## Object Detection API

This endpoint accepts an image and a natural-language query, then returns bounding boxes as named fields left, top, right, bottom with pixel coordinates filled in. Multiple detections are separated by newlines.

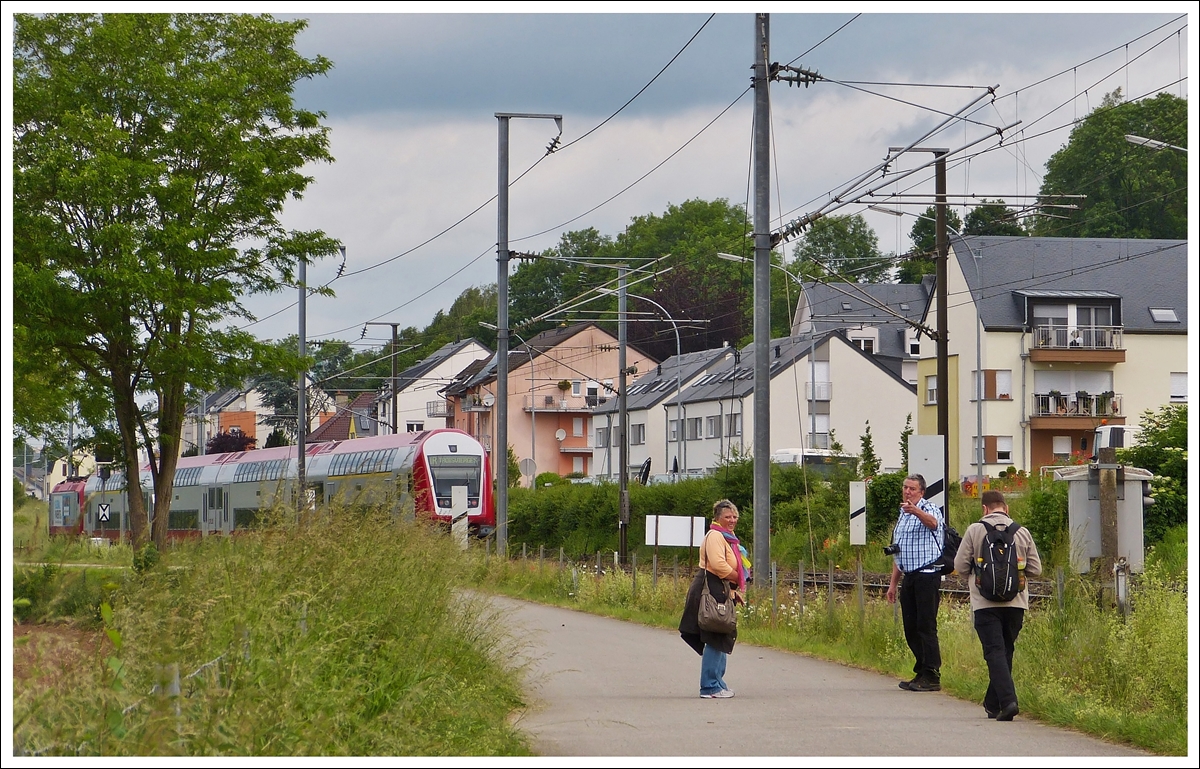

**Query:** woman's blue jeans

left=700, top=643, right=728, bottom=694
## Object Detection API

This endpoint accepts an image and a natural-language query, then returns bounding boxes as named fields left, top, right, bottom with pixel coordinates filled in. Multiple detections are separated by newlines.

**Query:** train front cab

left=416, top=430, right=493, bottom=537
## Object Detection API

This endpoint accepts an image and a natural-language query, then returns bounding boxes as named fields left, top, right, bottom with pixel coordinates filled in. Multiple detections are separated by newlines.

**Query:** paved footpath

left=491, top=596, right=1144, bottom=757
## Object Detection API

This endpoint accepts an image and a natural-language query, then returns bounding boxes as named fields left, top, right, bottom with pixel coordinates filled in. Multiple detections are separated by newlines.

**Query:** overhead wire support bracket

left=771, top=63, right=823, bottom=87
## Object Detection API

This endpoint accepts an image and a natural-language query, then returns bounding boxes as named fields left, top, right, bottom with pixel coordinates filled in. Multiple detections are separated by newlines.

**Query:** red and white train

left=48, top=429, right=495, bottom=541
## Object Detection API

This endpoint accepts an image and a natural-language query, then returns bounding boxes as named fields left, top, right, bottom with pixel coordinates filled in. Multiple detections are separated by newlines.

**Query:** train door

left=324, top=480, right=338, bottom=507
left=203, top=485, right=229, bottom=536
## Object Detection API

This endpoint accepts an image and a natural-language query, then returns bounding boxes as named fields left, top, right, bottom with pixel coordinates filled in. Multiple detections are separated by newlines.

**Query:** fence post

left=652, top=553, right=658, bottom=591
left=798, top=560, right=805, bottom=614
left=539, top=544, right=544, bottom=573
left=632, top=552, right=638, bottom=596
left=771, top=561, right=778, bottom=623
left=1055, top=566, right=1064, bottom=613
left=559, top=547, right=564, bottom=572
left=596, top=549, right=601, bottom=575
left=522, top=542, right=527, bottom=561
left=827, top=560, right=834, bottom=616
left=673, top=554, right=679, bottom=584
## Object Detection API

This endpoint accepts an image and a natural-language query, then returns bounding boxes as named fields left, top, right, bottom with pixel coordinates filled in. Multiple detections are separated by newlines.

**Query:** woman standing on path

left=679, top=499, right=746, bottom=699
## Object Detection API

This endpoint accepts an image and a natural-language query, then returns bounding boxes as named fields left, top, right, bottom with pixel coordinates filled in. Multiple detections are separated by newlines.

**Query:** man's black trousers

left=973, top=606, right=1025, bottom=711
left=899, top=570, right=942, bottom=681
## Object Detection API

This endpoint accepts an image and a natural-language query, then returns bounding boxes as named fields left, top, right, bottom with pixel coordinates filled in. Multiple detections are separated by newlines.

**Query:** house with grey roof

left=921, top=235, right=1187, bottom=480
left=377, top=338, right=491, bottom=434
left=791, top=277, right=933, bottom=386
left=591, top=347, right=736, bottom=479
left=644, top=330, right=917, bottom=475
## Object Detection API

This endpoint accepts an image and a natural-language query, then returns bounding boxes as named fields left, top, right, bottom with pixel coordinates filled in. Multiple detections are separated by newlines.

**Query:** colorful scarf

left=710, top=523, right=749, bottom=591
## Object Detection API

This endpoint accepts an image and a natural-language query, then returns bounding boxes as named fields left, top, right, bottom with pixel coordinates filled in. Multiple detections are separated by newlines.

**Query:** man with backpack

left=954, top=489, right=1042, bottom=722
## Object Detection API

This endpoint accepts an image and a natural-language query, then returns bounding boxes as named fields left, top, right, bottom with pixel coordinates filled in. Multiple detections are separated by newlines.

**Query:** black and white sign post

left=849, top=482, right=866, bottom=546
left=908, top=435, right=947, bottom=511
left=97, top=503, right=111, bottom=523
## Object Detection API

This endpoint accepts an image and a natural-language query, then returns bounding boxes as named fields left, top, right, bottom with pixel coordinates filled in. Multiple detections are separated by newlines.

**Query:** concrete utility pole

left=365, top=321, right=402, bottom=434
left=1097, top=446, right=1120, bottom=573
left=618, top=265, right=630, bottom=562
left=752, top=13, right=772, bottom=584
left=934, top=151, right=950, bottom=494
left=496, top=111, right=561, bottom=557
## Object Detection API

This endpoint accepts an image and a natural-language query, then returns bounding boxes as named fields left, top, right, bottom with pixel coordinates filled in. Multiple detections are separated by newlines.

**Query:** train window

left=233, top=459, right=287, bottom=483
left=427, top=454, right=482, bottom=508
left=329, top=449, right=397, bottom=477
left=175, top=467, right=204, bottom=487
left=169, top=510, right=200, bottom=530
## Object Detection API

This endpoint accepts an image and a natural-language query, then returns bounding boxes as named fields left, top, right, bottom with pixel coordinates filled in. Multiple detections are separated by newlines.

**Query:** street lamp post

left=1124, top=134, right=1186, bottom=153
left=495, top=112, right=562, bottom=557
left=481, top=322, right=536, bottom=489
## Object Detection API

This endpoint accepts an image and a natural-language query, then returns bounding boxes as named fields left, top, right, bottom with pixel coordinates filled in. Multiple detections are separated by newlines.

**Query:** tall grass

left=14, top=506, right=531, bottom=757
left=473, top=552, right=1187, bottom=755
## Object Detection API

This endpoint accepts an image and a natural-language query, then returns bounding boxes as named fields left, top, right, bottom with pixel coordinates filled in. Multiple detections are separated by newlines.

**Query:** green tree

left=964, top=199, right=1027, bottom=236
left=900, top=206, right=962, bottom=284
left=1035, top=90, right=1186, bottom=239
left=858, top=421, right=880, bottom=479
left=898, top=413, right=913, bottom=471
left=792, top=214, right=890, bottom=283
left=1119, top=404, right=1187, bottom=543
left=14, top=14, right=340, bottom=547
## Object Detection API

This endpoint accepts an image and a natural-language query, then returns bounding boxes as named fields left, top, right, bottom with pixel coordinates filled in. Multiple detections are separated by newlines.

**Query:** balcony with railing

left=1030, top=391, right=1124, bottom=429
left=522, top=393, right=602, bottom=412
left=1030, top=324, right=1125, bottom=363
left=460, top=396, right=491, bottom=412
left=426, top=400, right=449, bottom=418
left=805, top=381, right=833, bottom=401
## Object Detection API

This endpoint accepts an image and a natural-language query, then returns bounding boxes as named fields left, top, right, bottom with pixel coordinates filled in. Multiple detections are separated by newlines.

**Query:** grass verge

left=13, top=508, right=531, bottom=757
left=470, top=554, right=1185, bottom=756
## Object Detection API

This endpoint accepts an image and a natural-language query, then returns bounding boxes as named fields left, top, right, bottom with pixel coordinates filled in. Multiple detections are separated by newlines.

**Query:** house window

left=685, top=417, right=703, bottom=441
left=573, top=457, right=584, bottom=474
left=925, top=375, right=938, bottom=405
left=572, top=380, right=582, bottom=397
left=1052, top=435, right=1072, bottom=460
left=1170, top=372, right=1187, bottom=402
left=909, top=333, right=921, bottom=356
left=705, top=416, right=722, bottom=439
left=630, top=424, right=646, bottom=445
left=406, top=421, right=424, bottom=433
left=725, top=413, right=742, bottom=437
left=996, top=436, right=1013, bottom=464
left=974, top=370, right=1013, bottom=400
left=573, top=417, right=584, bottom=437
left=854, top=338, right=874, bottom=354
left=668, top=420, right=679, bottom=443
left=595, top=427, right=610, bottom=448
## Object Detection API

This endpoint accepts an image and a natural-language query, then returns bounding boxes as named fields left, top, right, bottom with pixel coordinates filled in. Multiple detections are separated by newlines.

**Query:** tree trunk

left=110, top=370, right=149, bottom=545
left=152, top=371, right=187, bottom=550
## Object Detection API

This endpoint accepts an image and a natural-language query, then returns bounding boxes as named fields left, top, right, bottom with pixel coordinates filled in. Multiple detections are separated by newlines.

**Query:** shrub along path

left=494, top=596, right=1144, bottom=757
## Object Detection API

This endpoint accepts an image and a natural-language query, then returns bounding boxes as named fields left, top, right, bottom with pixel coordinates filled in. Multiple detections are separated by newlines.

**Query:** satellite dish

left=482, top=394, right=495, bottom=407
left=555, top=429, right=566, bottom=441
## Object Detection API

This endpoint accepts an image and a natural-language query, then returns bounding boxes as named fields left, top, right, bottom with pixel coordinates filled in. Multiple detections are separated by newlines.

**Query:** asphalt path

left=491, top=596, right=1145, bottom=757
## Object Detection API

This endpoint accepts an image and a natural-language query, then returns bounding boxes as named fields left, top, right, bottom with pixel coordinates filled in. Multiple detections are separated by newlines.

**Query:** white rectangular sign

left=908, top=434, right=946, bottom=511
left=645, top=515, right=707, bottom=547
left=849, top=481, right=866, bottom=546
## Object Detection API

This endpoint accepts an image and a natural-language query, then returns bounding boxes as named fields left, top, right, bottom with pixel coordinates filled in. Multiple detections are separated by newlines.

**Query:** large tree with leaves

left=792, top=213, right=891, bottom=283
left=1034, top=90, right=1186, bottom=239
left=899, top=206, right=963, bottom=284
left=14, top=14, right=340, bottom=547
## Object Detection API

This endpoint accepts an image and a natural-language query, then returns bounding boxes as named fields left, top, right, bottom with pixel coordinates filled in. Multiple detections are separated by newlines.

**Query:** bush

left=865, top=471, right=904, bottom=540
left=1018, top=476, right=1068, bottom=562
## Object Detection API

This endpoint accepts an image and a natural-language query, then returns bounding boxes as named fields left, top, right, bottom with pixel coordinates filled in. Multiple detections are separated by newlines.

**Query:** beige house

left=917, top=235, right=1188, bottom=480
left=443, top=323, right=657, bottom=482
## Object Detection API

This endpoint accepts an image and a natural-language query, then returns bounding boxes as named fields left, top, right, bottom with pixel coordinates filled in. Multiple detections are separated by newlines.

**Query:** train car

left=54, top=429, right=495, bottom=541
left=48, top=477, right=89, bottom=537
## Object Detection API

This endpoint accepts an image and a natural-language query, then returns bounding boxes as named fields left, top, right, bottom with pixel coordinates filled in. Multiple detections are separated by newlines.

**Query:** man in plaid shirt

left=886, top=473, right=945, bottom=692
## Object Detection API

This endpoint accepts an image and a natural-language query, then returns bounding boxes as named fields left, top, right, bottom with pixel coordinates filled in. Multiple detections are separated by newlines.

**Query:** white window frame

left=725, top=413, right=742, bottom=437
left=705, top=415, right=722, bottom=439
left=685, top=417, right=703, bottom=441
left=571, top=380, right=582, bottom=397
left=572, top=417, right=584, bottom=437
left=595, top=427, right=609, bottom=448
left=668, top=420, right=679, bottom=443
left=630, top=423, right=646, bottom=445
left=996, top=436, right=1013, bottom=464
left=1170, top=372, right=1187, bottom=402
left=925, top=375, right=938, bottom=405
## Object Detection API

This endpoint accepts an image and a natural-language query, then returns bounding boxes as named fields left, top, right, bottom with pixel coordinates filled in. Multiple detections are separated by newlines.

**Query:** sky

left=5, top=6, right=1195, bottom=353
left=237, top=7, right=1193, bottom=350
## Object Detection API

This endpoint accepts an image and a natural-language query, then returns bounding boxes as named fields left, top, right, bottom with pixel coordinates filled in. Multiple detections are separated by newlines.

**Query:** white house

left=377, top=338, right=491, bottom=434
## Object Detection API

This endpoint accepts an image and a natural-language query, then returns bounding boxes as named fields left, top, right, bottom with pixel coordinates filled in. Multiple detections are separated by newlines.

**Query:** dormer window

left=841, top=301, right=852, bottom=312
left=1150, top=308, right=1179, bottom=323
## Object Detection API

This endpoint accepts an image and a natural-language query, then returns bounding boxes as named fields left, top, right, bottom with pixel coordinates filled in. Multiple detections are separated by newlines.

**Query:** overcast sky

left=11, top=7, right=1195, bottom=351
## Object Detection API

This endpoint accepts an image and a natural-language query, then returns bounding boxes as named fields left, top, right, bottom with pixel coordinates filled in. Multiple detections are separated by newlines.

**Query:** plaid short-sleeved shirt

left=892, top=498, right=944, bottom=574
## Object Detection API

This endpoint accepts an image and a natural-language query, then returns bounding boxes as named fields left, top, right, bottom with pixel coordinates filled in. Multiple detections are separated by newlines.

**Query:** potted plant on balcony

left=1097, top=390, right=1115, bottom=415
left=557, top=379, right=571, bottom=408
left=1047, top=389, right=1063, bottom=414
left=1075, top=390, right=1090, bottom=415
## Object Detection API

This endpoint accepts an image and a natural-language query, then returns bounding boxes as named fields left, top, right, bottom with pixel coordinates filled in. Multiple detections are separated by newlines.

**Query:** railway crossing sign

left=849, top=482, right=866, bottom=546
left=97, top=503, right=111, bottom=523
left=450, top=486, right=469, bottom=551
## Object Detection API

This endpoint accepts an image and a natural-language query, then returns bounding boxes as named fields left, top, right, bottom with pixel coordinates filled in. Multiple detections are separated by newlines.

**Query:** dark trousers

left=974, top=606, right=1025, bottom=711
left=900, top=570, right=942, bottom=680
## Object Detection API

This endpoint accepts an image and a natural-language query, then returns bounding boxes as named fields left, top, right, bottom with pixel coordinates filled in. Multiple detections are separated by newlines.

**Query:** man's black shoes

left=898, top=676, right=918, bottom=690
left=996, top=702, right=1019, bottom=721
left=900, top=675, right=940, bottom=692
